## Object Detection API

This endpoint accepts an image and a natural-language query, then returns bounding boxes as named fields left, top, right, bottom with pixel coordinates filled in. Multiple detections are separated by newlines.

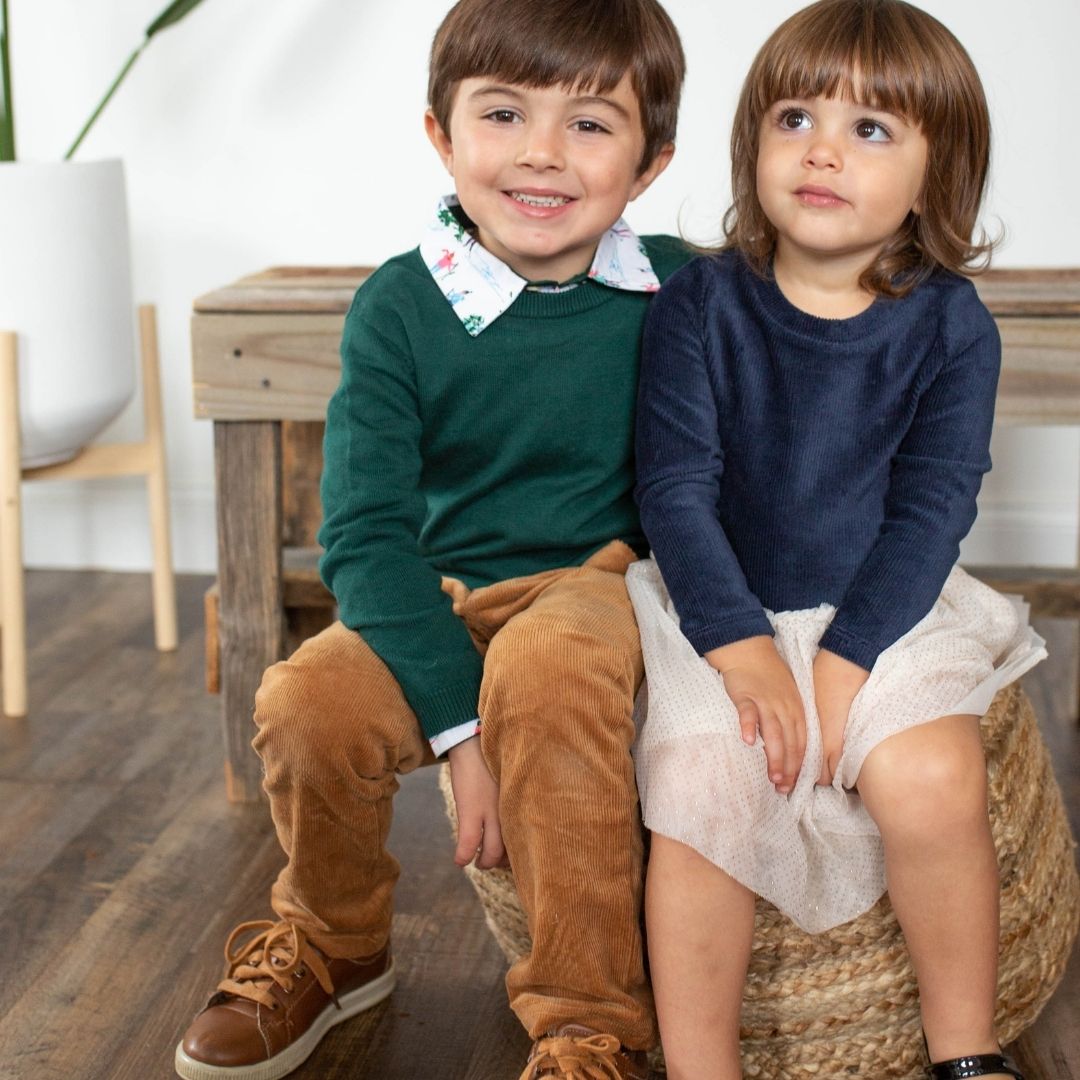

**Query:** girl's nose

left=803, top=134, right=842, bottom=171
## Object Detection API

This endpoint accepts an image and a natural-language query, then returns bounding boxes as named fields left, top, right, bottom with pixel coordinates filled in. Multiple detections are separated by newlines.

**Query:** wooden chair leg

left=138, top=304, right=178, bottom=652
left=0, top=332, right=28, bottom=717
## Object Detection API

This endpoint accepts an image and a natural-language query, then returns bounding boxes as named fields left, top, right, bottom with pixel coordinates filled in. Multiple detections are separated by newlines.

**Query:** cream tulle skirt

left=627, top=560, right=1047, bottom=932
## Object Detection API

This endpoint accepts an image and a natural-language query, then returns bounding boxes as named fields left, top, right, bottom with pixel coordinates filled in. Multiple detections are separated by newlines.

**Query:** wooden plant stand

left=0, top=304, right=178, bottom=717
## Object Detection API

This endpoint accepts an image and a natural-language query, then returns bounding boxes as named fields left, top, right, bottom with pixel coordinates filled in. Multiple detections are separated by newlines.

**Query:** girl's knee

left=860, top=720, right=988, bottom=838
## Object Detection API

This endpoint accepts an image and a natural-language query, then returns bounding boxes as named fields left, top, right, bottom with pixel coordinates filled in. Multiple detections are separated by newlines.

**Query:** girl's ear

left=425, top=110, right=454, bottom=175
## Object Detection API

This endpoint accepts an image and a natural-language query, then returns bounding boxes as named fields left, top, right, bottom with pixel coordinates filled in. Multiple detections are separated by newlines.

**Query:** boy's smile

left=426, top=76, right=672, bottom=283
left=756, top=93, right=928, bottom=280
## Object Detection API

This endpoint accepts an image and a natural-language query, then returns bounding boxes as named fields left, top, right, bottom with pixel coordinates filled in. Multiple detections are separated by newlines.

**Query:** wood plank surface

left=995, top=317, right=1080, bottom=424
left=194, top=265, right=1079, bottom=317
left=0, top=570, right=1076, bottom=1079
left=191, top=268, right=1080, bottom=422
left=281, top=421, right=325, bottom=548
left=192, top=314, right=345, bottom=422
left=193, top=267, right=374, bottom=315
left=214, top=422, right=284, bottom=802
left=974, top=269, right=1080, bottom=316
left=969, top=566, right=1080, bottom=619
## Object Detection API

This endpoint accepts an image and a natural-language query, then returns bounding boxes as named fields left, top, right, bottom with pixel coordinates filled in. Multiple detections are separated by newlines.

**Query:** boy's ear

left=425, top=109, right=454, bottom=175
left=629, top=142, right=675, bottom=202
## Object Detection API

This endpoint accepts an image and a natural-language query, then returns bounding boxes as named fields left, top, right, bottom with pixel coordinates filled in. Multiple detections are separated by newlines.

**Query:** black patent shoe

left=926, top=1052, right=1025, bottom=1078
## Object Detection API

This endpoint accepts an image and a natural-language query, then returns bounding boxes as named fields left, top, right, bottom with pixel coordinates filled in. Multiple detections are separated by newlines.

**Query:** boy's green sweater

left=319, top=234, right=690, bottom=742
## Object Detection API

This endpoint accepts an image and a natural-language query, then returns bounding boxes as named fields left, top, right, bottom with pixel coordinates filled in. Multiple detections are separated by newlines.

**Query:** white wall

left=8, top=0, right=1080, bottom=572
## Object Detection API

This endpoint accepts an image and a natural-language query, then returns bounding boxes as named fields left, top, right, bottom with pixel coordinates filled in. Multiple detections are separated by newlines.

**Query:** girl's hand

left=706, top=635, right=806, bottom=794
left=813, top=649, right=870, bottom=787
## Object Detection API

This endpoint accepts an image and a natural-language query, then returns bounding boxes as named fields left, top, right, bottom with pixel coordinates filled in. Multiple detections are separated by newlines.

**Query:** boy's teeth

left=511, top=192, right=571, bottom=207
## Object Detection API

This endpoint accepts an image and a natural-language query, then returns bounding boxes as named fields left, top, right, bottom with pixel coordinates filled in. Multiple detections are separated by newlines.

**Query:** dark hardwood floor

left=0, top=570, right=1076, bottom=1080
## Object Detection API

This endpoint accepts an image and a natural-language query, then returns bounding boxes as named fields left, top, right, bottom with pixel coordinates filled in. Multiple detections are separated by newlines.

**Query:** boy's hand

left=812, top=649, right=869, bottom=787
left=706, top=635, right=805, bottom=794
left=447, top=736, right=508, bottom=870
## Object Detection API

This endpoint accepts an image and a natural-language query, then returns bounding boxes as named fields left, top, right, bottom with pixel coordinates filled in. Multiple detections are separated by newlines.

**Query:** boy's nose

left=515, top=127, right=565, bottom=170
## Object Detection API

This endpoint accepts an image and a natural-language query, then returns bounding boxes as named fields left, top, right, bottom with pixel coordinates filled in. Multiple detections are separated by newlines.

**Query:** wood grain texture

left=968, top=566, right=1080, bottom=619
left=0, top=570, right=1075, bottom=1079
left=974, top=269, right=1080, bottom=316
left=190, top=267, right=1080, bottom=422
left=193, top=267, right=375, bottom=315
left=194, top=265, right=1078, bottom=317
left=214, top=422, right=283, bottom=802
left=995, top=318, right=1080, bottom=425
left=192, top=314, right=345, bottom=421
left=281, top=421, right=325, bottom=548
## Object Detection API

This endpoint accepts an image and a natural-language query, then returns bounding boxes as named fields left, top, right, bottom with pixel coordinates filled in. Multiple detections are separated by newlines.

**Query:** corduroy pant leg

left=468, top=545, right=655, bottom=1049
left=252, top=620, right=435, bottom=960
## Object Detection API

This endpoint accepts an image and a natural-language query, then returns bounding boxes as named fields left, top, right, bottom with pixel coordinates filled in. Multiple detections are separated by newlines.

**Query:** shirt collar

left=419, top=195, right=660, bottom=337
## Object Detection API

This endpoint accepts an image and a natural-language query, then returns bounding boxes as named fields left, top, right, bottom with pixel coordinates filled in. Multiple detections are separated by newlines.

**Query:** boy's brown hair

left=725, top=0, right=993, bottom=297
left=428, top=0, right=685, bottom=174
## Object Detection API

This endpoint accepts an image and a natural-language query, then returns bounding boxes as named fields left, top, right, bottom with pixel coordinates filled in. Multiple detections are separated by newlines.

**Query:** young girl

left=628, top=2, right=1047, bottom=1078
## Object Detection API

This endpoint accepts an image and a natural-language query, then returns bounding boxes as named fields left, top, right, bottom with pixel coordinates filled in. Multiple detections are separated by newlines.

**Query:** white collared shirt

left=419, top=195, right=661, bottom=337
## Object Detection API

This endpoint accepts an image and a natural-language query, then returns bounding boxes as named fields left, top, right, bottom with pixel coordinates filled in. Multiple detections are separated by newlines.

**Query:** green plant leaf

left=146, top=0, right=208, bottom=39
left=0, top=0, right=15, bottom=161
left=65, top=0, right=210, bottom=159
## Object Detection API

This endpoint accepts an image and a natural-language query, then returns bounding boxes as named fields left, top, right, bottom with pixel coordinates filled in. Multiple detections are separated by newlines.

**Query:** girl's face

left=756, top=94, right=928, bottom=275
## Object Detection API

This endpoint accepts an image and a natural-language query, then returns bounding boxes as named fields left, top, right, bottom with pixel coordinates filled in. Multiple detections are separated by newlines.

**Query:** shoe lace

left=520, top=1032, right=625, bottom=1080
left=216, top=920, right=335, bottom=1011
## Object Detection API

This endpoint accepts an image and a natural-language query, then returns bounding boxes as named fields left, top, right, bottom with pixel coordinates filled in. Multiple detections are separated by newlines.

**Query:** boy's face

left=426, top=75, right=672, bottom=283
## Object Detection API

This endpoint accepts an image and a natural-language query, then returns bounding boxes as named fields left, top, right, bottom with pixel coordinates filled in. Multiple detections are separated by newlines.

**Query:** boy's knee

left=480, top=607, right=639, bottom=753
left=489, top=607, right=636, bottom=690
left=253, top=626, right=421, bottom=779
left=253, top=659, right=353, bottom=785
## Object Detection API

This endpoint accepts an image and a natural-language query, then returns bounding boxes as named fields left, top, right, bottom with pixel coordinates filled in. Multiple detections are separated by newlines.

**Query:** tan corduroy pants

left=250, top=540, right=655, bottom=1047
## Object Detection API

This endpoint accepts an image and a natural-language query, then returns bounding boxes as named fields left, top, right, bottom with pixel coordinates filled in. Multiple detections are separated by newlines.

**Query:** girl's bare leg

left=646, top=833, right=756, bottom=1080
left=857, top=714, right=1011, bottom=1077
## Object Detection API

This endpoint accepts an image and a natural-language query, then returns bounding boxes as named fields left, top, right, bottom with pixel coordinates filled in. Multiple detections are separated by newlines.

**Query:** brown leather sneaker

left=520, top=1023, right=650, bottom=1080
left=175, top=920, right=394, bottom=1080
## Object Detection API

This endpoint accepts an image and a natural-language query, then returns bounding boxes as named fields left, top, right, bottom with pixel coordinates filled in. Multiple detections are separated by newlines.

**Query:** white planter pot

left=0, top=159, right=136, bottom=467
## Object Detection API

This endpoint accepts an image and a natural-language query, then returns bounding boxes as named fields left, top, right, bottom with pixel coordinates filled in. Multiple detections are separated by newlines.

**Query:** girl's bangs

left=752, top=30, right=929, bottom=125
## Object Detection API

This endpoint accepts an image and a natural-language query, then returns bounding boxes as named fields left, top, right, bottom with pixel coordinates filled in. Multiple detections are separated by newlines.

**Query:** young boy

left=175, top=2, right=687, bottom=1078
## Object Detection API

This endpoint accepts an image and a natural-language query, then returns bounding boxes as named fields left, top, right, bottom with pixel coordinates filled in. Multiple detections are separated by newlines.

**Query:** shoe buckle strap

left=927, top=1053, right=1025, bottom=1079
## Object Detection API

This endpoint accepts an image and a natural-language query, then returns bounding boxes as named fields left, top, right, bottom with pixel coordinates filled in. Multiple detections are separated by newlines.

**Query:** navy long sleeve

left=635, top=251, right=1000, bottom=671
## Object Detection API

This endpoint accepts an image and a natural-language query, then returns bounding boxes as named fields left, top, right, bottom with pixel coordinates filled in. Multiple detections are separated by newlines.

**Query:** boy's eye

left=572, top=119, right=610, bottom=134
left=854, top=119, right=890, bottom=142
left=778, top=108, right=811, bottom=131
left=485, top=109, right=521, bottom=124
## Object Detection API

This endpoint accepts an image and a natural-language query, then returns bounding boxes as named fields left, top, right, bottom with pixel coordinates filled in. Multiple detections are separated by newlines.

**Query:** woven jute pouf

left=439, top=681, right=1080, bottom=1078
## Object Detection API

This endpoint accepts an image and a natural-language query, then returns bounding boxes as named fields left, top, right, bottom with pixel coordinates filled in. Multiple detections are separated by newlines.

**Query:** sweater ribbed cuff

left=817, top=624, right=878, bottom=673
left=412, top=675, right=484, bottom=742
left=684, top=610, right=775, bottom=657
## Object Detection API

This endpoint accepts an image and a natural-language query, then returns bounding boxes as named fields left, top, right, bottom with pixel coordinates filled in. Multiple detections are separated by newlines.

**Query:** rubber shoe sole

left=173, top=959, right=396, bottom=1080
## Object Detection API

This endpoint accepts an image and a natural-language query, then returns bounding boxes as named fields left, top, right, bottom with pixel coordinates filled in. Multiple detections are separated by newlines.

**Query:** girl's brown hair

left=428, top=0, right=685, bottom=175
left=725, top=0, right=993, bottom=296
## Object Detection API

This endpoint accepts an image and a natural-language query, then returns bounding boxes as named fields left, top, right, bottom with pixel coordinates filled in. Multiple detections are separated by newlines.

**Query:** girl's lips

left=795, top=186, right=848, bottom=208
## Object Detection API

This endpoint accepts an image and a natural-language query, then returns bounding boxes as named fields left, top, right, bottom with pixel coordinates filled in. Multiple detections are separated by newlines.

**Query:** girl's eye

left=855, top=119, right=890, bottom=142
left=485, top=109, right=520, bottom=124
left=778, top=108, right=811, bottom=131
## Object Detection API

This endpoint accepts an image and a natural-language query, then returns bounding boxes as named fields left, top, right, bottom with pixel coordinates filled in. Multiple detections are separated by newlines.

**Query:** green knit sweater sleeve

left=318, top=268, right=483, bottom=741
